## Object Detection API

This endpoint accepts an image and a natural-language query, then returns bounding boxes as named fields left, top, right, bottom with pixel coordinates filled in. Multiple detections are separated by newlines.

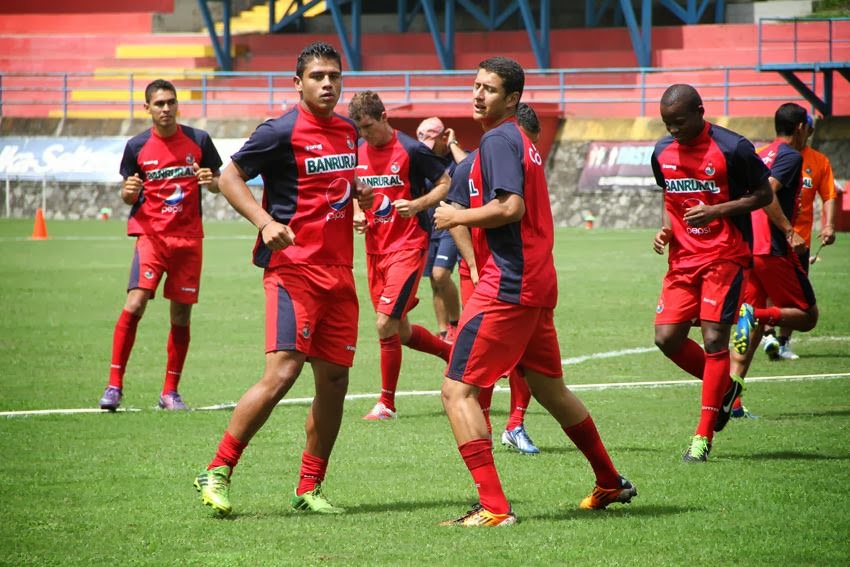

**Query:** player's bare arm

left=653, top=204, right=673, bottom=255
left=219, top=161, right=295, bottom=251
left=434, top=192, right=524, bottom=230
left=761, top=176, right=806, bottom=254
left=683, top=177, right=772, bottom=227
left=444, top=128, right=469, bottom=163
left=121, top=173, right=143, bottom=205
left=193, top=161, right=221, bottom=194
left=355, top=177, right=374, bottom=210
left=447, top=203, right=479, bottom=285
left=394, top=172, right=451, bottom=218
left=820, top=198, right=836, bottom=245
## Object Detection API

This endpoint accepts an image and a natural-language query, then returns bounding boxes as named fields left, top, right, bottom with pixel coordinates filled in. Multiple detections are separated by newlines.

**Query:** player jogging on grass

left=98, top=79, right=222, bottom=412
left=650, top=84, right=773, bottom=462
left=433, top=58, right=636, bottom=527
left=193, top=42, right=373, bottom=517
left=347, top=91, right=453, bottom=421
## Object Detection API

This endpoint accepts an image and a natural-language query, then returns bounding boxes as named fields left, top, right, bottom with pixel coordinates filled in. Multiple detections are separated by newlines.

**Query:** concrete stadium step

left=210, top=0, right=328, bottom=34
left=91, top=68, right=217, bottom=81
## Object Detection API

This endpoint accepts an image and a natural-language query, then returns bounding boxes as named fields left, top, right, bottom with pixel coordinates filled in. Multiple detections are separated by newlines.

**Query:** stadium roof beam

left=587, top=0, right=726, bottom=67
left=271, top=0, right=362, bottom=70
left=197, top=0, right=233, bottom=71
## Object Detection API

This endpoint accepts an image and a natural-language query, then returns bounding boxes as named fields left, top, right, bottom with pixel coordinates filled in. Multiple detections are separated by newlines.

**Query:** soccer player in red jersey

left=98, top=79, right=222, bottom=412
left=729, top=103, right=819, bottom=391
left=760, top=114, right=836, bottom=362
left=434, top=58, right=636, bottom=527
left=347, top=91, right=453, bottom=420
left=650, top=84, right=773, bottom=461
left=193, top=42, right=373, bottom=517
left=446, top=102, right=541, bottom=455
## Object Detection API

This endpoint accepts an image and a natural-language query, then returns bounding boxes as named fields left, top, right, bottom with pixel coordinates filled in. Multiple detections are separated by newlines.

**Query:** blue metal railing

left=0, top=65, right=819, bottom=120
left=758, top=17, right=850, bottom=69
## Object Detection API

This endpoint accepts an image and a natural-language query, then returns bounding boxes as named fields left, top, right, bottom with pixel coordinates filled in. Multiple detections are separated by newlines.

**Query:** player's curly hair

left=296, top=41, right=342, bottom=78
left=348, top=91, right=385, bottom=122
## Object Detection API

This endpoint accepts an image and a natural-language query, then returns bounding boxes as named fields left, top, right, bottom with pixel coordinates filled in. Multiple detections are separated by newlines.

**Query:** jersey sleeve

left=199, top=132, right=224, bottom=173
left=730, top=137, right=770, bottom=197
left=411, top=143, right=451, bottom=196
left=479, top=133, right=523, bottom=199
left=650, top=146, right=665, bottom=189
left=446, top=156, right=474, bottom=208
left=817, top=155, right=837, bottom=202
left=231, top=120, right=288, bottom=180
left=768, top=146, right=801, bottom=189
left=119, top=141, right=142, bottom=180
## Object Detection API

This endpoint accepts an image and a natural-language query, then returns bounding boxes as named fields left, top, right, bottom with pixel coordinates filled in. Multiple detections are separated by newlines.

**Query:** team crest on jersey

left=144, top=270, right=154, bottom=280
left=656, top=299, right=664, bottom=314
left=390, top=162, right=400, bottom=174
left=704, top=162, right=715, bottom=176
left=185, top=153, right=195, bottom=165
left=805, top=167, right=812, bottom=174
left=346, top=136, right=355, bottom=149
left=301, top=324, right=311, bottom=339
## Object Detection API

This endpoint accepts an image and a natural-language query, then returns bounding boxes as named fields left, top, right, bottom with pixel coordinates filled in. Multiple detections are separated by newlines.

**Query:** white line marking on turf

left=4, top=372, right=848, bottom=418
left=562, top=347, right=656, bottom=365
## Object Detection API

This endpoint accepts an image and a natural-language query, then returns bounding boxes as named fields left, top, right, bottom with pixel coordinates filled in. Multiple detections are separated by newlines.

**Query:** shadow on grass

left=538, top=445, right=668, bottom=456
left=771, top=409, right=850, bottom=419
left=342, top=498, right=462, bottom=515
left=523, top=504, right=694, bottom=522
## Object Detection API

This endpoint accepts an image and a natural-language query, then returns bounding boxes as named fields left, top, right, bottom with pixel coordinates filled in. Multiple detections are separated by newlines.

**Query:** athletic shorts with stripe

left=742, top=254, right=816, bottom=312
left=424, top=232, right=459, bottom=275
left=128, top=234, right=202, bottom=304
left=264, top=264, right=358, bottom=367
left=654, top=260, right=745, bottom=325
left=366, top=248, right=426, bottom=319
left=446, top=292, right=562, bottom=388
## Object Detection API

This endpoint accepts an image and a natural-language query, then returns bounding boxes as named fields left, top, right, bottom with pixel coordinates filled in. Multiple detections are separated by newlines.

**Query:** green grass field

left=1, top=219, right=848, bottom=566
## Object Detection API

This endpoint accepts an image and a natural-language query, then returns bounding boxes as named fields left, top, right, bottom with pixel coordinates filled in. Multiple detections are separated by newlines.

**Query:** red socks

left=163, top=324, right=190, bottom=394
left=668, top=338, right=706, bottom=380
left=563, top=415, right=620, bottom=488
left=505, top=369, right=531, bottom=430
left=477, top=386, right=494, bottom=434
left=208, top=431, right=247, bottom=471
left=296, top=451, right=328, bottom=495
left=754, top=306, right=782, bottom=327
left=696, top=350, right=730, bottom=441
left=405, top=324, right=451, bottom=361
left=108, top=309, right=141, bottom=388
left=459, top=438, right=510, bottom=514
left=378, top=335, right=403, bottom=411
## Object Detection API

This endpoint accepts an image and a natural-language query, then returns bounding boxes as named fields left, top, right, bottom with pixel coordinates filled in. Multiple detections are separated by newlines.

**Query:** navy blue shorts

left=424, top=231, right=458, bottom=276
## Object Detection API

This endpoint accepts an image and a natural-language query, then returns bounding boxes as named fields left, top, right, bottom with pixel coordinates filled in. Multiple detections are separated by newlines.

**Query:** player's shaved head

left=660, top=84, right=703, bottom=112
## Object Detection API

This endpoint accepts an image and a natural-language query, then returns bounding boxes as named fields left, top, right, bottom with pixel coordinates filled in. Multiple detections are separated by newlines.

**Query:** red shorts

left=459, top=272, right=475, bottom=306
left=742, top=254, right=816, bottom=311
left=367, top=248, right=426, bottom=319
left=446, top=293, right=563, bottom=388
left=655, top=261, right=744, bottom=325
left=129, top=234, right=202, bottom=304
left=264, top=264, right=359, bottom=367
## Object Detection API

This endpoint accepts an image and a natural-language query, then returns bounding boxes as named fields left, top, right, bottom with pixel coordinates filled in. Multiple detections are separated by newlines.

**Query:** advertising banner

left=578, top=141, right=658, bottom=192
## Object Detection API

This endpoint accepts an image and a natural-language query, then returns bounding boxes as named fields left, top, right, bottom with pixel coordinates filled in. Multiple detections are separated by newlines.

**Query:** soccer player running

left=445, top=102, right=542, bottom=455
left=434, top=57, right=636, bottom=527
left=651, top=84, right=773, bottom=462
left=416, top=116, right=467, bottom=342
left=347, top=91, right=454, bottom=421
left=760, top=113, right=837, bottom=362
left=98, top=79, right=222, bottom=412
left=730, top=103, right=818, bottom=395
left=193, top=42, right=373, bottom=516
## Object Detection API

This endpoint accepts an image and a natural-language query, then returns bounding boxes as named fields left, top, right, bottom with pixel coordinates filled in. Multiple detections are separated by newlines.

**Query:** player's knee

left=123, top=293, right=149, bottom=316
left=799, top=307, right=819, bottom=332
left=654, top=333, right=680, bottom=355
left=431, top=268, right=452, bottom=288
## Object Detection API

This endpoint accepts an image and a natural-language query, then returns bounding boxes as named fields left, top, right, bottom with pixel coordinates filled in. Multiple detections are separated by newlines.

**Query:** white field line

left=3, top=371, right=848, bottom=418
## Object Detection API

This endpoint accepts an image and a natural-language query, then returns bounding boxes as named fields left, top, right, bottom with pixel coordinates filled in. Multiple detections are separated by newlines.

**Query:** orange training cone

left=30, top=208, right=49, bottom=240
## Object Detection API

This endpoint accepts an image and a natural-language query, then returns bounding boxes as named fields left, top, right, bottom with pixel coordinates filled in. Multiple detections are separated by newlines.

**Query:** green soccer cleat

left=194, top=466, right=232, bottom=516
left=682, top=435, right=712, bottom=463
left=291, top=484, right=345, bottom=514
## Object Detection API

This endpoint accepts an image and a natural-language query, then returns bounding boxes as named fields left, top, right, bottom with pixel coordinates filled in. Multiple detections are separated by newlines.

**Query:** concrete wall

left=2, top=115, right=847, bottom=227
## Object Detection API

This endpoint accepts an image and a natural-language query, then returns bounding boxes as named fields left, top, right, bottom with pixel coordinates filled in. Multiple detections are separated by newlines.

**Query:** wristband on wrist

left=259, top=219, right=273, bottom=233
left=449, top=139, right=460, bottom=146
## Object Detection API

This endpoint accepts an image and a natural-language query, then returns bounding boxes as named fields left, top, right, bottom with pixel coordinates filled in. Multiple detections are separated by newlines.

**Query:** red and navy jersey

left=120, top=125, right=222, bottom=238
left=231, top=105, right=359, bottom=268
left=446, top=149, right=490, bottom=275
left=468, top=119, right=557, bottom=308
left=754, top=140, right=803, bottom=257
left=651, top=122, right=770, bottom=269
left=358, top=130, right=449, bottom=255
